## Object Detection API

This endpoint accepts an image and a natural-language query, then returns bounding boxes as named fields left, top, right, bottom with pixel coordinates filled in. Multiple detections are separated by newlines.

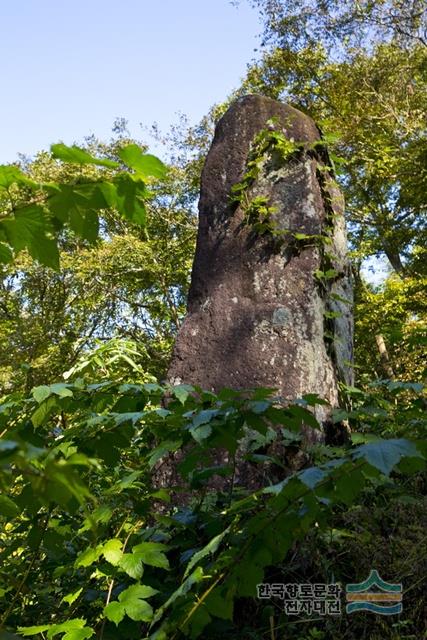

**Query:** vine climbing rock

left=168, top=95, right=353, bottom=438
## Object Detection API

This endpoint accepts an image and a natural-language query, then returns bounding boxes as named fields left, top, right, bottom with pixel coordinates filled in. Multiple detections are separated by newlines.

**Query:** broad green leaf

left=301, top=394, right=329, bottom=406
left=107, top=470, right=144, bottom=493
left=17, top=626, right=50, bottom=637
left=184, top=527, right=230, bottom=578
left=189, top=423, right=212, bottom=444
left=118, top=584, right=158, bottom=602
left=0, top=165, right=36, bottom=189
left=28, top=233, right=60, bottom=269
left=18, top=620, right=91, bottom=639
left=48, top=620, right=88, bottom=639
left=0, top=495, right=20, bottom=519
left=69, top=209, right=99, bottom=243
left=51, top=143, right=119, bottom=168
left=62, top=630, right=94, bottom=640
left=247, top=400, right=270, bottom=414
left=48, top=184, right=86, bottom=223
left=32, top=385, right=51, bottom=403
left=104, top=584, right=158, bottom=624
left=50, top=382, right=73, bottom=398
left=186, top=605, right=211, bottom=638
left=151, top=567, right=205, bottom=626
left=0, top=242, right=13, bottom=263
left=111, top=174, right=147, bottom=225
left=205, top=588, right=234, bottom=620
left=75, top=545, right=102, bottom=567
left=62, top=587, right=83, bottom=606
left=234, top=559, right=265, bottom=598
left=104, top=601, right=125, bottom=625
left=113, top=411, right=144, bottom=426
left=1, top=205, right=45, bottom=252
left=119, top=553, right=144, bottom=579
left=31, top=395, right=60, bottom=427
left=171, top=384, right=194, bottom=405
left=333, top=466, right=365, bottom=504
left=45, top=462, right=94, bottom=506
left=124, top=599, right=153, bottom=622
left=352, top=438, right=420, bottom=475
left=102, top=539, right=123, bottom=565
left=287, top=405, right=320, bottom=429
left=148, top=440, right=182, bottom=469
left=79, top=505, right=113, bottom=533
left=298, top=466, right=326, bottom=489
left=244, top=412, right=268, bottom=434
left=131, top=542, right=169, bottom=569
left=192, top=409, right=219, bottom=428
left=118, top=144, right=166, bottom=179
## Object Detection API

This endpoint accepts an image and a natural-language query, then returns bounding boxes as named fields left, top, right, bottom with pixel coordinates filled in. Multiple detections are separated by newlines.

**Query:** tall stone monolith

left=168, top=95, right=353, bottom=435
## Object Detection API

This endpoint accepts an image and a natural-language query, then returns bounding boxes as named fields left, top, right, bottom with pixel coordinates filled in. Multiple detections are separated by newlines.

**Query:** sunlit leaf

left=51, top=143, right=119, bottom=168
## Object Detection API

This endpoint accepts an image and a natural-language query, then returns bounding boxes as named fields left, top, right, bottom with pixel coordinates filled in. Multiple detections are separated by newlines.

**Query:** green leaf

left=51, top=143, right=119, bottom=168
left=148, top=440, right=182, bottom=469
left=17, top=626, right=50, bottom=637
left=28, top=233, right=60, bottom=269
left=31, top=395, right=60, bottom=427
left=75, top=545, right=102, bottom=567
left=1, top=205, right=45, bottom=253
left=79, top=505, right=113, bottom=533
left=0, top=165, right=35, bottom=189
left=0, top=242, right=13, bottom=263
left=69, top=208, right=99, bottom=243
left=119, top=553, right=144, bottom=579
left=107, top=175, right=147, bottom=226
left=32, top=385, right=51, bottom=403
left=49, top=620, right=91, bottom=639
left=18, top=620, right=92, bottom=639
left=0, top=495, right=20, bottom=519
left=171, top=384, right=194, bottom=405
left=298, top=466, right=326, bottom=489
left=119, top=584, right=158, bottom=602
left=189, top=423, right=212, bottom=444
left=352, top=438, right=420, bottom=475
left=62, top=630, right=94, bottom=640
left=184, top=527, right=230, bottom=578
left=205, top=588, right=234, bottom=620
left=151, top=567, right=205, bottom=626
left=102, top=539, right=123, bottom=565
left=118, top=145, right=166, bottom=179
left=48, top=184, right=84, bottom=223
left=287, top=405, right=320, bottom=429
left=62, top=588, right=83, bottom=606
left=104, top=601, right=125, bottom=626
left=132, top=542, right=169, bottom=569
left=105, top=584, right=158, bottom=623
left=123, top=599, right=153, bottom=622
left=333, top=466, right=365, bottom=504
left=247, top=400, right=270, bottom=414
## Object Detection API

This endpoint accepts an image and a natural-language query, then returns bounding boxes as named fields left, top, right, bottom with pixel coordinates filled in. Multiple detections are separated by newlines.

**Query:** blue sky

left=0, top=0, right=261, bottom=163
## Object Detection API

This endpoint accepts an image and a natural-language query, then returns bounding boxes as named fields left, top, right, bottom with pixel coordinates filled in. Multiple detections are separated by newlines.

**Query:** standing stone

left=168, top=95, right=353, bottom=433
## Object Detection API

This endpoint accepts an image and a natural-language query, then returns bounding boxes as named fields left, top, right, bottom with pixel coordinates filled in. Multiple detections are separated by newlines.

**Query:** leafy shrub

left=0, top=379, right=425, bottom=639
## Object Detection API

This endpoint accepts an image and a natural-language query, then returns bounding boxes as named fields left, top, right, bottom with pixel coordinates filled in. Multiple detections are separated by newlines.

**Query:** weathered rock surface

left=168, top=95, right=353, bottom=431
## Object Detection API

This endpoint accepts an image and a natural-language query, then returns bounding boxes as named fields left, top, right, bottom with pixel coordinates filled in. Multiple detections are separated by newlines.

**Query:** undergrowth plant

left=0, top=378, right=425, bottom=639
